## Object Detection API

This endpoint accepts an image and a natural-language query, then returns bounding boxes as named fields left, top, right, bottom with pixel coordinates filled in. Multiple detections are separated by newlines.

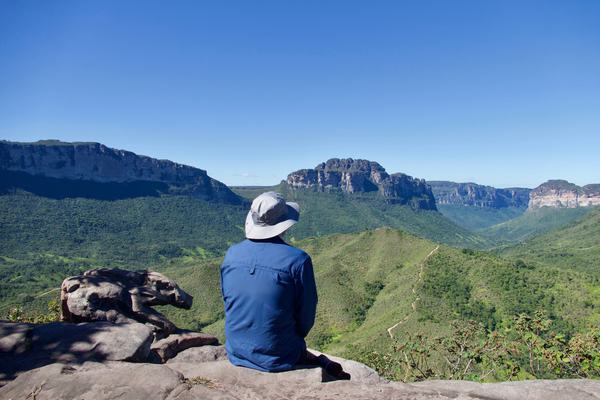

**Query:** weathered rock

left=0, top=322, right=32, bottom=354
left=61, top=268, right=192, bottom=337
left=151, top=331, right=219, bottom=363
left=166, top=345, right=228, bottom=364
left=0, top=362, right=186, bottom=400
left=429, top=181, right=531, bottom=208
left=0, top=321, right=153, bottom=385
left=0, top=139, right=244, bottom=203
left=2, top=357, right=599, bottom=400
left=529, top=180, right=600, bottom=209
left=286, top=158, right=437, bottom=210
left=410, top=379, right=600, bottom=400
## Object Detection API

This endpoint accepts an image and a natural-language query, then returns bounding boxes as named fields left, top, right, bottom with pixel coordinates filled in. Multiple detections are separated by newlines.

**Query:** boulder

left=61, top=268, right=193, bottom=337
left=0, top=321, right=153, bottom=385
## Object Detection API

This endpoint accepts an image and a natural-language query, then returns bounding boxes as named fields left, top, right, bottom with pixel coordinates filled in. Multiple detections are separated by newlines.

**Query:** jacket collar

left=248, top=236, right=287, bottom=245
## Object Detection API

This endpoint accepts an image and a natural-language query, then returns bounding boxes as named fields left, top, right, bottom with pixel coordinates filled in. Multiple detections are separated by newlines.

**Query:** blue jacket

left=220, top=237, right=318, bottom=372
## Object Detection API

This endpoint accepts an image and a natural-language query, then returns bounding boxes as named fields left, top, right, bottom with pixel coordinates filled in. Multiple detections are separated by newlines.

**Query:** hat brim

left=245, top=202, right=299, bottom=240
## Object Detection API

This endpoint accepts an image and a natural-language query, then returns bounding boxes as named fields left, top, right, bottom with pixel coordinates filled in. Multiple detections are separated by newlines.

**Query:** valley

left=1, top=140, right=599, bottom=382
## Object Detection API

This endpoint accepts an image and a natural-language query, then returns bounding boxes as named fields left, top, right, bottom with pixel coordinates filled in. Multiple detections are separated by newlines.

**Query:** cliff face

left=429, top=181, right=531, bottom=208
left=0, top=140, right=243, bottom=203
left=286, top=158, right=437, bottom=210
left=529, top=180, right=600, bottom=209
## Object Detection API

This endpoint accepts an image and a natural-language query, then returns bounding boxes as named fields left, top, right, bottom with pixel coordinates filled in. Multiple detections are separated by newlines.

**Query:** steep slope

left=0, top=141, right=250, bottom=313
left=429, top=181, right=530, bottom=208
left=501, top=208, right=600, bottom=275
left=0, top=140, right=249, bottom=261
left=529, top=180, right=600, bottom=209
left=287, top=158, right=436, bottom=209
left=0, top=140, right=242, bottom=203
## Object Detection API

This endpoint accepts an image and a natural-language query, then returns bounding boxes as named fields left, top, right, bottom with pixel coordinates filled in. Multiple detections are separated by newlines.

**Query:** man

left=220, top=192, right=349, bottom=379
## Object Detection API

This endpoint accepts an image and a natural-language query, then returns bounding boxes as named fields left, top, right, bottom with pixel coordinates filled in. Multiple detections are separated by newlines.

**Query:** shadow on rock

left=0, top=320, right=153, bottom=385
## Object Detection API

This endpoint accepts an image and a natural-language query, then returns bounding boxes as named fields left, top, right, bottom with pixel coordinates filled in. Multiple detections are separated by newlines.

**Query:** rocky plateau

left=428, top=181, right=531, bottom=208
left=529, top=180, right=600, bottom=209
left=0, top=140, right=242, bottom=203
left=286, top=158, right=437, bottom=210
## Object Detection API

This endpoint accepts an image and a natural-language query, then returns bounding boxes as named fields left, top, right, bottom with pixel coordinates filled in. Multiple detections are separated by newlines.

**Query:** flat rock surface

left=0, top=321, right=153, bottom=385
left=2, top=344, right=600, bottom=400
left=0, top=361, right=184, bottom=400
left=166, top=345, right=228, bottom=363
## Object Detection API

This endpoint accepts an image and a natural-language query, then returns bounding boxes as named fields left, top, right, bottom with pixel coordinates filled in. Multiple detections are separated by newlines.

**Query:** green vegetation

left=2, top=184, right=600, bottom=382
left=349, top=314, right=600, bottom=382
left=235, top=184, right=491, bottom=249
left=131, top=228, right=600, bottom=381
left=0, top=192, right=247, bottom=264
left=480, top=206, right=595, bottom=244
left=501, top=208, right=600, bottom=276
left=437, top=204, right=526, bottom=231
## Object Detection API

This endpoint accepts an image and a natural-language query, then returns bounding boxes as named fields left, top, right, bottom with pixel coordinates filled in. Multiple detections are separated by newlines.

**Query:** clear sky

left=1, top=1, right=599, bottom=188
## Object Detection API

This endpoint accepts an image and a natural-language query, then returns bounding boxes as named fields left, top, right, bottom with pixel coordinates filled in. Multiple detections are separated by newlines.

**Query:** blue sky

left=1, top=1, right=599, bottom=188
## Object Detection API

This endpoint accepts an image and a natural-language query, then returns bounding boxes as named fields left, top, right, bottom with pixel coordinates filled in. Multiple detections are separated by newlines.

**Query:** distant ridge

left=529, top=179, right=600, bottom=209
left=428, top=181, right=530, bottom=209
left=286, top=158, right=437, bottom=210
left=0, top=140, right=243, bottom=203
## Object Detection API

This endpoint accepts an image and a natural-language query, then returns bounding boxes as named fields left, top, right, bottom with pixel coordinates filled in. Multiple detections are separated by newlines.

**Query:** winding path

left=386, top=245, right=439, bottom=339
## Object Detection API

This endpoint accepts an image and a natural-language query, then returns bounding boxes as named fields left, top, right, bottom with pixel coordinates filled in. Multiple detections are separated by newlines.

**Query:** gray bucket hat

left=245, top=192, right=300, bottom=240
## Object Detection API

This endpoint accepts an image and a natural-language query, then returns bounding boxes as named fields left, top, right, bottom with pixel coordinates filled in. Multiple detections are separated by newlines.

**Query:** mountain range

left=1, top=139, right=599, bottom=381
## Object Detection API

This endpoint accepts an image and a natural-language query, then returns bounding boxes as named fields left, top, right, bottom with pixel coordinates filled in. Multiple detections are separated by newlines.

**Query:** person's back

left=221, top=235, right=316, bottom=371
left=220, top=191, right=318, bottom=372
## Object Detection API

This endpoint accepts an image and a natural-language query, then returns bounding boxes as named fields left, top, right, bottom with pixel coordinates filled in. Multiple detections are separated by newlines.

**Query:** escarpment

left=286, top=158, right=437, bottom=210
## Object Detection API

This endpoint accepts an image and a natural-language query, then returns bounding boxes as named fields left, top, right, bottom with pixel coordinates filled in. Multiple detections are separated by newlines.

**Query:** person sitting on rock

left=220, top=191, right=350, bottom=379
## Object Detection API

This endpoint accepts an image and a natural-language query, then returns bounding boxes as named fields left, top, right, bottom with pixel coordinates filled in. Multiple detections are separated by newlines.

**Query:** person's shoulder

left=284, top=243, right=311, bottom=265
left=223, top=240, right=251, bottom=261
left=285, top=245, right=311, bottom=278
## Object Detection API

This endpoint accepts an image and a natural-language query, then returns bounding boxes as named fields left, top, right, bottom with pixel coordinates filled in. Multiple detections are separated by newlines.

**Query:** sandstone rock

left=3, top=357, right=599, bottom=400
left=409, top=379, right=600, bottom=400
left=151, top=331, right=219, bottom=363
left=529, top=180, right=600, bottom=209
left=61, top=268, right=192, bottom=337
left=0, top=362, right=186, bottom=400
left=0, top=321, right=153, bottom=385
left=429, top=181, right=531, bottom=208
left=166, top=345, right=228, bottom=363
left=286, top=158, right=437, bottom=210
left=0, top=140, right=244, bottom=203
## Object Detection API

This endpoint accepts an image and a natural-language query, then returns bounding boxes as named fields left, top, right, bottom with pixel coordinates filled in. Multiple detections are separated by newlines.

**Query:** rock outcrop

left=428, top=181, right=531, bottom=208
left=0, top=320, right=154, bottom=384
left=286, top=158, right=437, bottom=210
left=529, top=180, right=600, bottom=209
left=61, top=268, right=193, bottom=337
left=2, top=344, right=599, bottom=400
left=0, top=140, right=243, bottom=203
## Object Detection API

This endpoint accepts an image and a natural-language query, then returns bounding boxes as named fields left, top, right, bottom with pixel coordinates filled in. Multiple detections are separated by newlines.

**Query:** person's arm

left=295, top=256, right=318, bottom=338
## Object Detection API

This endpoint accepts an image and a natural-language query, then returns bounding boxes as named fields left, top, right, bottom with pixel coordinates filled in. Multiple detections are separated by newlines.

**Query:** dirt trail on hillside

left=386, top=245, right=439, bottom=339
